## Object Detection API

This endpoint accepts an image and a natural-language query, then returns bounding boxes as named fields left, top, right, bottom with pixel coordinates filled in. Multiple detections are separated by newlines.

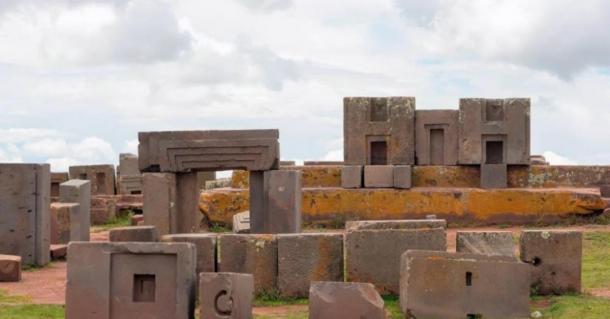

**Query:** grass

left=582, top=232, right=610, bottom=289
left=532, top=295, right=610, bottom=319
left=90, top=212, right=134, bottom=232
left=0, top=290, right=63, bottom=319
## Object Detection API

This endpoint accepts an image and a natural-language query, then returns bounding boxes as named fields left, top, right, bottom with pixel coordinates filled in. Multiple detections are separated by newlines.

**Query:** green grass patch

left=0, top=305, right=64, bottom=319
left=208, top=223, right=231, bottom=233
left=532, top=295, right=610, bottom=318
left=582, top=232, right=610, bottom=289
left=91, top=212, right=134, bottom=232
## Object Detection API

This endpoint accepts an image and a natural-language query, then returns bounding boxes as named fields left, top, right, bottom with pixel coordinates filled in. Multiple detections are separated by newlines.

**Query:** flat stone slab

left=456, top=231, right=516, bottom=257
left=232, top=211, right=250, bottom=234
left=199, top=272, right=253, bottom=319
left=161, top=233, right=216, bottom=275
left=0, top=254, right=21, bottom=282
left=51, top=244, right=68, bottom=261
left=278, top=233, right=344, bottom=298
left=400, top=250, right=530, bottom=319
left=109, top=226, right=159, bottom=242
left=346, top=219, right=446, bottom=231
left=309, top=281, right=385, bottom=319
left=520, top=230, right=582, bottom=295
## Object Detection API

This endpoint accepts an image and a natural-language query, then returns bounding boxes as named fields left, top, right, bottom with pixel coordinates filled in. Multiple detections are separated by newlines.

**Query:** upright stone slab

left=344, top=97, right=415, bottom=165
left=109, top=226, right=158, bottom=242
left=341, top=165, right=362, bottom=188
left=50, top=172, right=69, bottom=197
left=520, top=230, right=582, bottom=294
left=0, top=254, right=22, bottom=282
left=217, top=234, right=277, bottom=294
left=278, top=233, right=344, bottom=297
left=415, top=110, right=459, bottom=165
left=481, top=164, right=508, bottom=188
left=143, top=173, right=177, bottom=236
left=346, top=227, right=446, bottom=294
left=59, top=179, right=91, bottom=241
left=232, top=211, right=250, bottom=234
left=393, top=165, right=412, bottom=189
left=400, top=250, right=530, bottom=319
left=456, top=231, right=515, bottom=257
left=50, top=203, right=81, bottom=244
left=90, top=195, right=117, bottom=225
left=118, top=153, right=140, bottom=176
left=363, top=165, right=393, bottom=188
left=199, top=272, right=253, bottom=319
left=264, top=170, right=301, bottom=233
left=0, top=163, right=50, bottom=266
left=118, top=175, right=143, bottom=195
left=66, top=242, right=196, bottom=319
left=69, top=165, right=116, bottom=195
left=162, top=233, right=216, bottom=274
left=309, top=282, right=385, bottom=319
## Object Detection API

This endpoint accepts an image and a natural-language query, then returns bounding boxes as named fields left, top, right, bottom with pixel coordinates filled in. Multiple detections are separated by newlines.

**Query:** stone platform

left=200, top=187, right=605, bottom=226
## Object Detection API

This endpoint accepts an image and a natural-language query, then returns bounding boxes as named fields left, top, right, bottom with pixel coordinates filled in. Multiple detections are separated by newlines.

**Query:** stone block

left=59, top=179, right=91, bottom=241
left=599, top=184, right=610, bottom=198
left=458, top=98, right=530, bottom=165
left=161, top=233, right=216, bottom=274
left=90, top=195, right=117, bottom=225
left=131, top=214, right=144, bottom=226
left=278, top=233, right=344, bottom=298
left=0, top=254, right=21, bottom=282
left=400, top=250, right=530, bottom=318
left=51, top=172, right=69, bottom=197
left=393, top=165, right=412, bottom=189
left=344, top=96, right=415, bottom=165
left=264, top=170, right=301, bottom=234
left=197, top=171, right=216, bottom=190
left=199, top=272, right=253, bottom=319
left=0, top=163, right=50, bottom=266
left=346, top=228, right=446, bottom=295
left=69, top=165, right=116, bottom=195
left=66, top=242, right=196, bottom=319
left=232, top=211, right=250, bottom=234
left=143, top=173, right=177, bottom=236
left=480, top=164, right=507, bottom=189
left=50, top=203, right=81, bottom=244
left=109, top=226, right=159, bottom=242
left=415, top=109, right=459, bottom=165
left=345, top=219, right=446, bottom=231
left=217, top=234, right=277, bottom=294
left=456, top=231, right=515, bottom=257
left=304, top=161, right=344, bottom=165
left=341, top=165, right=362, bottom=188
left=118, top=153, right=140, bottom=176
left=364, top=165, right=393, bottom=188
left=51, top=244, right=68, bottom=260
left=308, top=281, right=384, bottom=319
left=118, top=175, right=143, bottom=195
left=520, top=230, right=582, bottom=294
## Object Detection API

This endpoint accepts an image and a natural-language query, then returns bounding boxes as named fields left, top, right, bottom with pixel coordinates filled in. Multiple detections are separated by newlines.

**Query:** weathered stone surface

left=109, top=226, right=158, bottom=242
left=118, top=153, right=140, bottom=176
left=199, top=272, right=253, bottom=319
left=217, top=234, right=277, bottom=294
left=530, top=155, right=549, bottom=165
left=51, top=172, right=69, bottom=197
left=200, top=187, right=604, bottom=226
left=393, top=165, right=412, bottom=189
left=0, top=163, right=50, bottom=266
left=520, top=230, right=582, bottom=294
left=69, top=165, right=116, bottom=195
left=481, top=164, right=508, bottom=189
left=400, top=250, right=530, bottom=319
left=118, top=175, right=143, bottom=195
left=197, top=171, right=216, bottom=190
left=346, top=228, right=446, bottom=294
left=280, top=160, right=296, bottom=166
left=458, top=98, right=530, bottom=165
left=344, top=97, right=415, bottom=165
left=304, top=161, right=344, bottom=165
left=278, top=233, right=344, bottom=298
left=232, top=211, right=250, bottom=233
left=59, top=179, right=91, bottom=241
left=308, top=281, right=385, bottom=319
left=138, top=130, right=280, bottom=173
left=66, top=242, right=196, bottom=319
left=233, top=166, right=341, bottom=189
left=143, top=173, right=176, bottom=236
left=415, top=110, right=459, bottom=165
left=161, top=233, right=216, bottom=275
left=341, top=165, right=362, bottom=189
left=0, top=254, right=21, bottom=282
left=51, top=244, right=68, bottom=260
left=131, top=214, right=144, bottom=226
left=345, top=219, right=446, bottom=231
left=90, top=195, right=117, bottom=225
left=50, top=203, right=80, bottom=244
left=264, top=170, right=301, bottom=234
left=364, top=165, right=393, bottom=188
left=456, top=231, right=515, bottom=257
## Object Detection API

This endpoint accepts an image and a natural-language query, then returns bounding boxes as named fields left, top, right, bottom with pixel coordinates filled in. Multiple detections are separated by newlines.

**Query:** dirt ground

left=1, top=225, right=608, bottom=306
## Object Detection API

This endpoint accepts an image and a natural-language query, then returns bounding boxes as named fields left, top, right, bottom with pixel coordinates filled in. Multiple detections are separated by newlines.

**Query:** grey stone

left=400, top=250, right=530, bottom=319
left=143, top=173, right=177, bottom=236
left=278, top=233, right=344, bottom=298
left=456, top=231, right=515, bottom=257
left=109, top=226, right=159, bottom=242
left=393, top=165, right=412, bottom=189
left=66, top=242, right=196, bottom=319
left=118, top=175, right=143, bottom=195
left=50, top=172, right=69, bottom=197
left=51, top=244, right=68, bottom=260
left=118, top=153, right=140, bottom=176
left=415, top=110, right=459, bottom=165
left=69, top=165, right=116, bottom=195
left=50, top=203, right=80, bottom=244
left=0, top=163, right=50, bottom=266
left=341, top=165, right=362, bottom=188
left=199, top=272, right=253, bottom=319
left=304, top=161, right=343, bottom=165
left=161, top=233, right=216, bottom=274
left=308, top=281, right=385, bottom=319
left=232, top=211, right=250, bottom=234
left=197, top=171, right=216, bottom=190
left=0, top=254, right=21, bottom=282
left=480, top=164, right=508, bottom=189
left=264, top=170, right=301, bottom=234
left=364, top=165, right=393, bottom=188
left=59, top=179, right=91, bottom=241
left=345, top=219, right=446, bottom=231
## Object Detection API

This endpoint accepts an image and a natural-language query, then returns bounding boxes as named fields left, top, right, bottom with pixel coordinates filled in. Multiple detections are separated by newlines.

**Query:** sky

left=2, top=0, right=610, bottom=171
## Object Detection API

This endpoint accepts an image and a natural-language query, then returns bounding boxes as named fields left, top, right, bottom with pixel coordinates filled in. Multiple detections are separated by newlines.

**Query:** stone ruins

left=0, top=95, right=606, bottom=318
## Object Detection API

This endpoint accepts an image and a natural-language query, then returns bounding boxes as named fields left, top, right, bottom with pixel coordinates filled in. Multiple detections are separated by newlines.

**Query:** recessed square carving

left=133, top=274, right=156, bottom=302
left=485, top=101, right=504, bottom=122
left=485, top=141, right=504, bottom=164
left=370, top=141, right=388, bottom=165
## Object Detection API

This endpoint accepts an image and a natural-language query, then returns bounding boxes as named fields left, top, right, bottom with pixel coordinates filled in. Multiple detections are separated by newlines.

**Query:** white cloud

left=543, top=151, right=577, bottom=166
left=233, top=0, right=293, bottom=12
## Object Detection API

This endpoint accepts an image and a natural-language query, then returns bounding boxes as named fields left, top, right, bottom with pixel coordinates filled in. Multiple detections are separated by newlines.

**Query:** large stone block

left=264, top=170, right=301, bottom=234
left=346, top=227, right=446, bottom=294
left=520, top=230, right=582, bottom=294
left=400, top=250, right=530, bottom=318
left=143, top=173, right=177, bottom=236
left=481, top=164, right=508, bottom=189
left=0, top=254, right=21, bottom=282
left=51, top=172, right=69, bottom=197
left=217, top=234, right=277, bottom=294
left=50, top=203, right=81, bottom=244
left=393, top=165, right=412, bottom=189
left=59, top=179, right=91, bottom=241
left=456, top=231, right=515, bottom=257
left=415, top=110, right=459, bottom=165
left=364, top=165, right=393, bottom=188
left=278, top=233, right=344, bottom=298
left=199, top=272, right=253, bottom=319
left=341, top=165, right=362, bottom=189
left=458, top=98, right=530, bottom=165
left=90, top=195, right=117, bottom=225
left=118, top=153, right=140, bottom=176
left=138, top=130, right=280, bottom=173
left=69, top=165, right=116, bottom=195
left=0, top=163, right=50, bottom=266
left=109, top=226, right=159, bottom=242
left=344, top=97, right=415, bottom=165
left=161, top=233, right=216, bottom=274
left=66, top=242, right=196, bottom=319
left=345, top=219, right=446, bottom=231
left=118, top=175, right=143, bottom=195
left=308, top=281, right=385, bottom=319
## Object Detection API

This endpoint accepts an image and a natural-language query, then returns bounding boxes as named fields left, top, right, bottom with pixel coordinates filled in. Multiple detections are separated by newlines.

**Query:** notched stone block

left=393, top=165, right=412, bottom=189
left=199, top=272, right=253, bottom=319
left=109, top=226, right=159, bottom=242
left=0, top=254, right=22, bottom=282
left=364, top=165, right=393, bottom=188
left=309, top=281, right=385, bottom=319
left=456, top=231, right=515, bottom=257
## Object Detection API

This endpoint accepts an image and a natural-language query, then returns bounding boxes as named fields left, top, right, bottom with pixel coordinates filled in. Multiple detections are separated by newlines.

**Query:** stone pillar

left=265, top=170, right=301, bottom=234
left=175, top=173, right=200, bottom=234
left=143, top=173, right=177, bottom=236
left=248, top=171, right=266, bottom=234
left=59, top=179, right=91, bottom=241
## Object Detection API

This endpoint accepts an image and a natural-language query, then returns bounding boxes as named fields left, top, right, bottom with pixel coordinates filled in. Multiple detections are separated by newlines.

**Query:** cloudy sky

left=1, top=0, right=610, bottom=171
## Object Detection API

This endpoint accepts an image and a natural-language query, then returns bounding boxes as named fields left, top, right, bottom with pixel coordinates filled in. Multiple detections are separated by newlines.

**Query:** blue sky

left=2, top=0, right=610, bottom=170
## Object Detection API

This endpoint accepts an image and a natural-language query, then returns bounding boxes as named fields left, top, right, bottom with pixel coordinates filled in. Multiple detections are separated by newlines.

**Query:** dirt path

left=1, top=225, right=609, bottom=306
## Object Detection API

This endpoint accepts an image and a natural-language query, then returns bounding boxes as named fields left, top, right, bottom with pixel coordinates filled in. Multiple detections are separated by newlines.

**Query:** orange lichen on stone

left=231, top=166, right=342, bottom=189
